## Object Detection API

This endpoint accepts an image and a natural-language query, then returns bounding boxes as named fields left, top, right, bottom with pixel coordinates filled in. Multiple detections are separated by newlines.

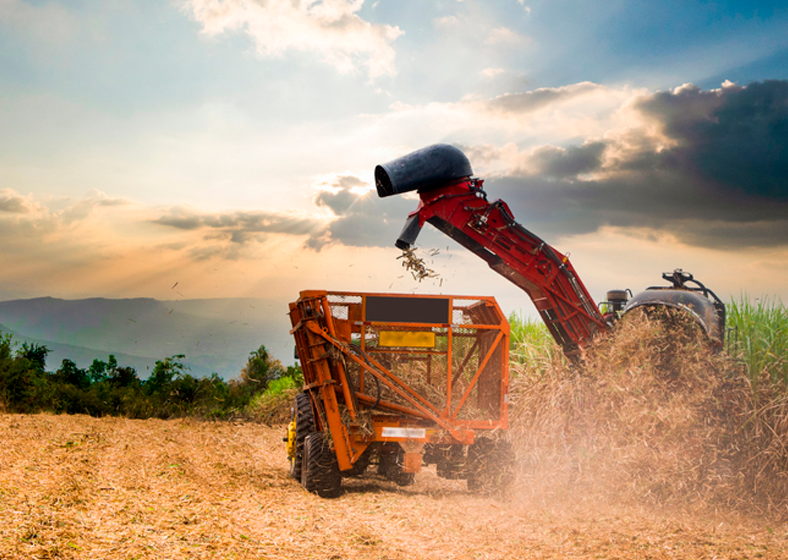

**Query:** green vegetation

left=509, top=295, right=788, bottom=385
left=508, top=311, right=562, bottom=373
left=245, top=374, right=304, bottom=424
left=0, top=335, right=302, bottom=420
left=727, top=295, right=788, bottom=386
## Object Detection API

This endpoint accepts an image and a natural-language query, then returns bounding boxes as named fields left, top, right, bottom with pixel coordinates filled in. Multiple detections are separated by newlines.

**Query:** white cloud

left=480, top=67, right=506, bottom=78
left=0, top=188, right=37, bottom=214
left=485, top=26, right=529, bottom=46
left=434, top=15, right=459, bottom=28
left=186, top=0, right=403, bottom=79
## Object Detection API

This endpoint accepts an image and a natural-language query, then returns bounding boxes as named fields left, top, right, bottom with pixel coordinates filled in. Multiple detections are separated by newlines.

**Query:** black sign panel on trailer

left=365, top=296, right=450, bottom=324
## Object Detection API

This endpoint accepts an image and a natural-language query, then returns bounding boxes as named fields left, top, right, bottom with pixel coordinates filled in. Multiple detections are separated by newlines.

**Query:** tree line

left=0, top=331, right=301, bottom=419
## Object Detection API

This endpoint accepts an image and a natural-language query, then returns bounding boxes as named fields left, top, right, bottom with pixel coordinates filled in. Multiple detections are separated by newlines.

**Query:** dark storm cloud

left=488, top=80, right=788, bottom=249
left=638, top=80, right=788, bottom=199
left=531, top=142, right=607, bottom=179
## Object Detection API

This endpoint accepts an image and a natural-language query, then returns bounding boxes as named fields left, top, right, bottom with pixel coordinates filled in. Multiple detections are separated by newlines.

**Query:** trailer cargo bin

left=286, top=291, right=514, bottom=497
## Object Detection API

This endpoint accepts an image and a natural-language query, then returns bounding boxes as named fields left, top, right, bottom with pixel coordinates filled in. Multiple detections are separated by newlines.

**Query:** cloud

left=529, top=142, right=608, bottom=179
left=481, top=82, right=605, bottom=115
left=636, top=80, right=788, bottom=199
left=480, top=68, right=506, bottom=79
left=484, top=27, right=529, bottom=46
left=434, top=15, right=459, bottom=28
left=152, top=206, right=327, bottom=249
left=186, top=0, right=403, bottom=79
left=0, top=189, right=36, bottom=213
left=480, top=80, right=788, bottom=249
left=312, top=174, right=415, bottom=248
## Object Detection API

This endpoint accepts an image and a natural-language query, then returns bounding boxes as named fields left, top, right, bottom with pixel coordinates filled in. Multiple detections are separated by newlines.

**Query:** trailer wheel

left=378, top=445, right=415, bottom=487
left=288, top=393, right=315, bottom=480
left=301, top=432, right=342, bottom=498
left=466, top=438, right=515, bottom=493
left=343, top=447, right=371, bottom=478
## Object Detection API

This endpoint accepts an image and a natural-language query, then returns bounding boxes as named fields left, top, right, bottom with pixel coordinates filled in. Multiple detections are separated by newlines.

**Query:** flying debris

left=396, top=247, right=440, bottom=282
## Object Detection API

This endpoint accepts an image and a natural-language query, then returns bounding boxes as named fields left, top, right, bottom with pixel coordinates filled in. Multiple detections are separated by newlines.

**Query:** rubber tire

left=435, top=445, right=466, bottom=480
left=343, top=447, right=371, bottom=478
left=379, top=446, right=415, bottom=487
left=290, top=393, right=315, bottom=480
left=301, top=432, right=342, bottom=498
left=466, top=438, right=515, bottom=493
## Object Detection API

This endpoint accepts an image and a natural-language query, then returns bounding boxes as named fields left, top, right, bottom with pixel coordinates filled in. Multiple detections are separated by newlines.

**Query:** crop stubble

left=1, top=413, right=786, bottom=559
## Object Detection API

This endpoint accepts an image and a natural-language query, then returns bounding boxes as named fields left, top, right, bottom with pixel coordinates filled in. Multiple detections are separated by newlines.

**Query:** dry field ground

left=1, top=413, right=787, bottom=559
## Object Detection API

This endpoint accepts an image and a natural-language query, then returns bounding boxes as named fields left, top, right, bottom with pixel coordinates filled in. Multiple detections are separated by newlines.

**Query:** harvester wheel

left=466, top=438, right=515, bottom=493
left=301, top=432, right=342, bottom=498
left=289, top=393, right=315, bottom=480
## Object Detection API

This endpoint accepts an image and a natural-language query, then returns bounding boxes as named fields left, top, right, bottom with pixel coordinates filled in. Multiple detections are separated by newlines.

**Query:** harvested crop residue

left=2, top=412, right=787, bottom=559
left=508, top=309, right=788, bottom=522
left=397, top=247, right=440, bottom=282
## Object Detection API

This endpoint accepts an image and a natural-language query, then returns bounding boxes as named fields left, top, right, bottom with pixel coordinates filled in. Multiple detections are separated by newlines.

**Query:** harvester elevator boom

left=375, top=144, right=725, bottom=357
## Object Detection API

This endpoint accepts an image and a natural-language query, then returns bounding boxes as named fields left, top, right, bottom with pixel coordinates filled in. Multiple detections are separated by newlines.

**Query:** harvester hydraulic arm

left=376, top=144, right=608, bottom=358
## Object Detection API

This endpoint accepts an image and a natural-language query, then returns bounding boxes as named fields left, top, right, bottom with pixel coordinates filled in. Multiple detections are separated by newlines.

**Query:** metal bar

left=344, top=350, right=466, bottom=440
left=307, top=322, right=441, bottom=415
left=303, top=321, right=354, bottom=471
left=451, top=330, right=503, bottom=420
left=354, top=392, right=431, bottom=420
left=451, top=336, right=481, bottom=387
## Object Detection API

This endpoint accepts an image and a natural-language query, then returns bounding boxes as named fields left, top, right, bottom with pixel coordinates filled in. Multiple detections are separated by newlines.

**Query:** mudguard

left=624, top=288, right=725, bottom=347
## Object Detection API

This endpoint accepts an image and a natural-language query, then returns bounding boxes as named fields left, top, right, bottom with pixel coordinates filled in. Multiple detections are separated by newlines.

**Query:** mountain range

left=0, top=297, right=294, bottom=379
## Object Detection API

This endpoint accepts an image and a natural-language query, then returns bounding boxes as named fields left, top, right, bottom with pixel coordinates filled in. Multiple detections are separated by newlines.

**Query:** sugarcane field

left=3, top=307, right=788, bottom=559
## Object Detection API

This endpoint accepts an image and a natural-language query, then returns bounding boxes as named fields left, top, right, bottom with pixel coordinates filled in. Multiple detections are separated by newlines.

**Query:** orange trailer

left=286, top=290, right=514, bottom=497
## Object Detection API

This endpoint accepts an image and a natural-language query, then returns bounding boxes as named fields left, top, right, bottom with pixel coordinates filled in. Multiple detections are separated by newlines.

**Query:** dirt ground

left=1, top=413, right=787, bottom=559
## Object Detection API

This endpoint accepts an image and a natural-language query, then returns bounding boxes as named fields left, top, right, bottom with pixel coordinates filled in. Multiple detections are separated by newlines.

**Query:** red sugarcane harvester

left=287, top=144, right=725, bottom=497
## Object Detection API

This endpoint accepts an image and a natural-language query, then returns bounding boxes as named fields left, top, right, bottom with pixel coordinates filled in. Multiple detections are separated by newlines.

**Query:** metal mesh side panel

left=452, top=329, right=503, bottom=421
left=359, top=326, right=448, bottom=412
left=352, top=326, right=501, bottom=422
left=328, top=295, right=362, bottom=322
left=452, top=299, right=502, bottom=325
left=325, top=293, right=504, bottom=423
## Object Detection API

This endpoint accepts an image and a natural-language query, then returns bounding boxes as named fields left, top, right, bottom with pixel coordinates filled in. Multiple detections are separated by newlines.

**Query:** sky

left=1, top=0, right=787, bottom=326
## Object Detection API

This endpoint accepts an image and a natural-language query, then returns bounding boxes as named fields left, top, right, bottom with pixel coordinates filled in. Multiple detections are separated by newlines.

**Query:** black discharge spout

left=396, top=214, right=423, bottom=250
left=376, top=143, right=474, bottom=250
left=375, top=143, right=473, bottom=198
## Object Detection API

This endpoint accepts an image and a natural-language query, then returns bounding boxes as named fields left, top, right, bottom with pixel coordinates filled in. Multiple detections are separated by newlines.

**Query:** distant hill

left=0, top=297, right=294, bottom=379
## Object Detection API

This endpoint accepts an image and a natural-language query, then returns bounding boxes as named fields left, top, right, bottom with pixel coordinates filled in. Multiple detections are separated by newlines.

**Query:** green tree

left=108, top=365, right=139, bottom=388
left=53, top=359, right=91, bottom=389
left=144, top=354, right=186, bottom=396
left=20, top=342, right=49, bottom=371
left=240, top=345, right=284, bottom=391
left=0, top=341, right=50, bottom=413
left=88, top=355, right=118, bottom=384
